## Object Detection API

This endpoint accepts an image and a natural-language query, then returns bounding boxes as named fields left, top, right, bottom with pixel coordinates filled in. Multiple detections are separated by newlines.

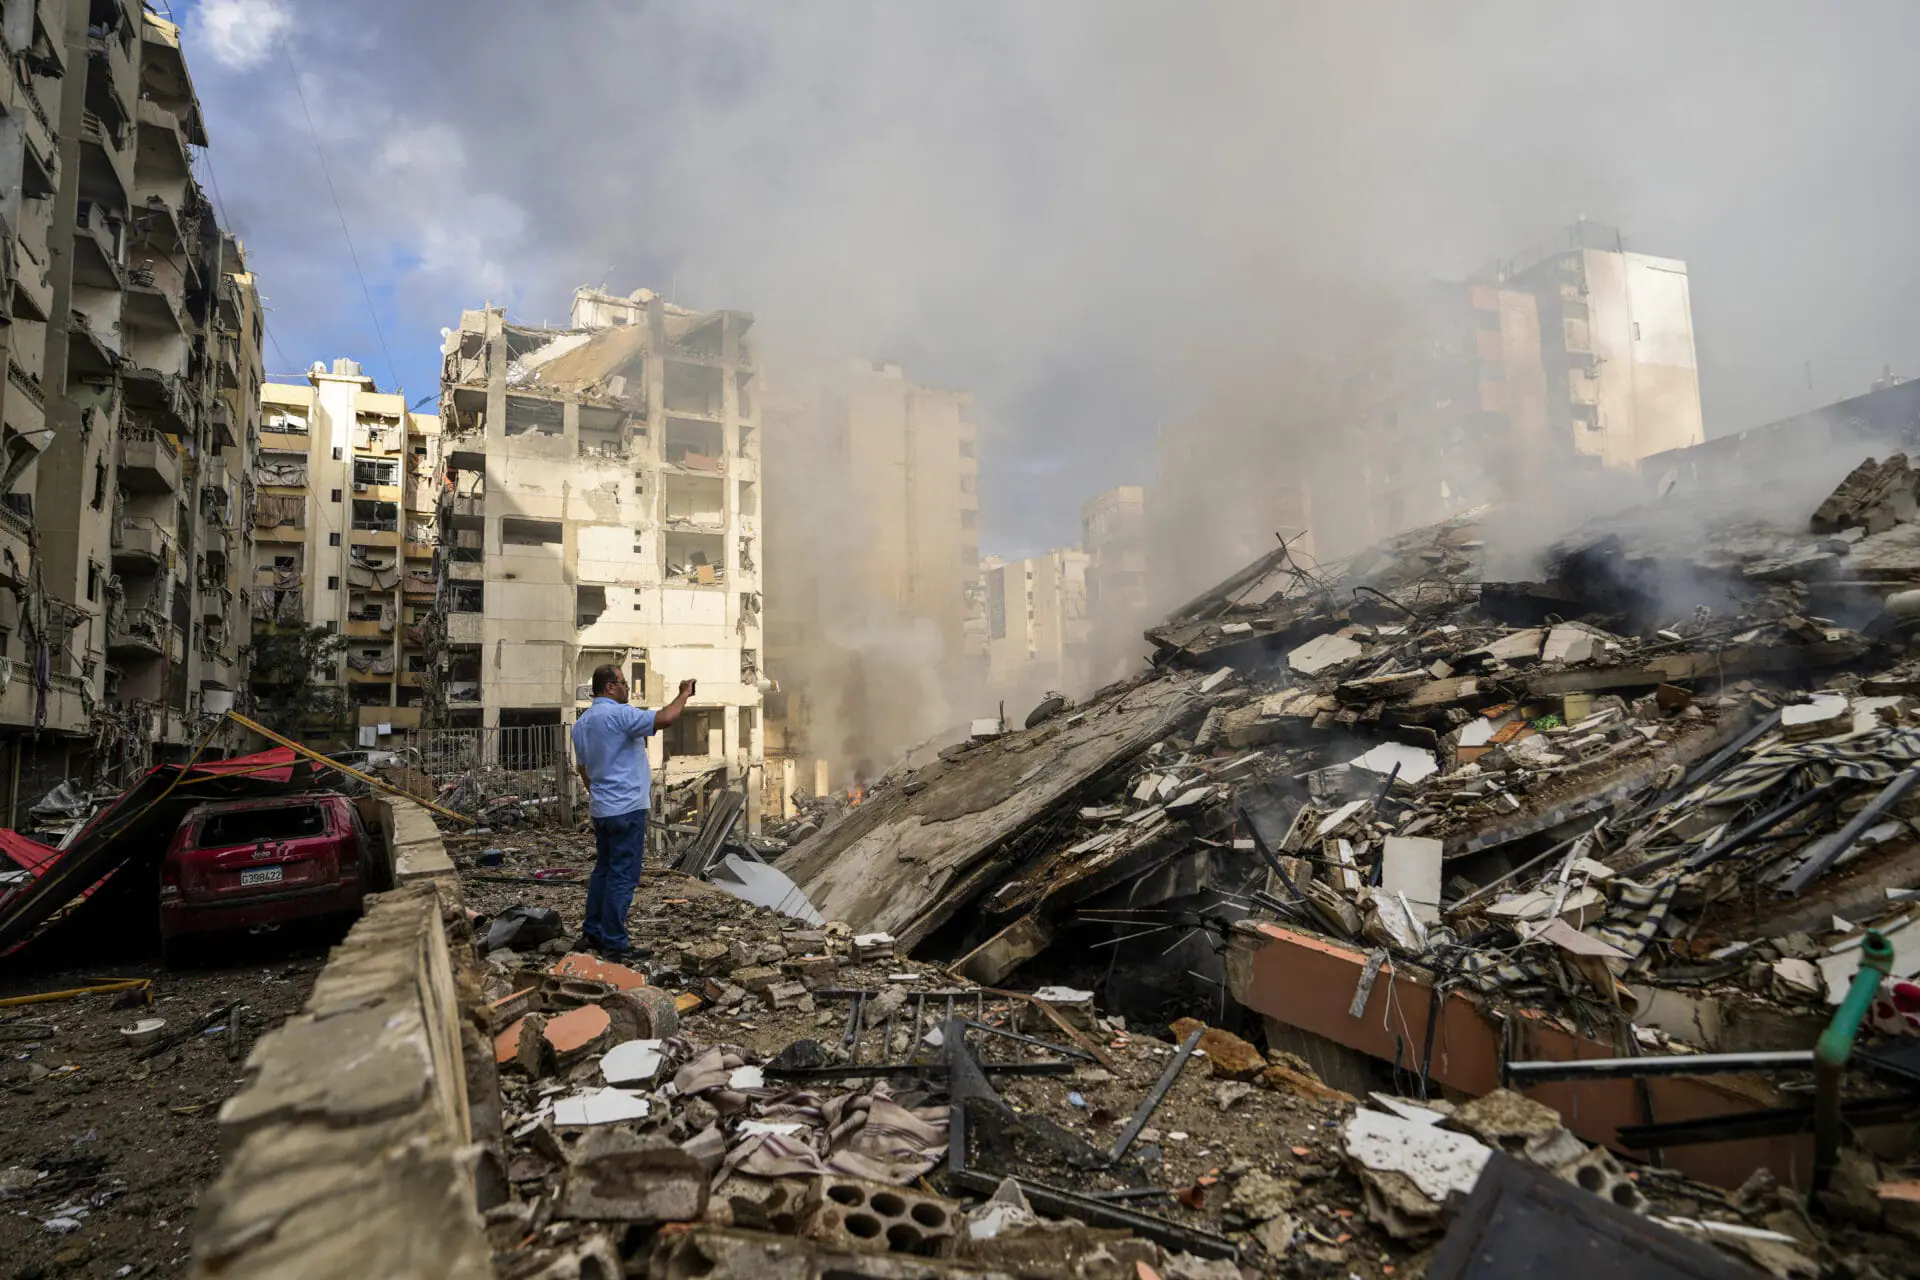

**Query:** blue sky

left=173, top=0, right=1920, bottom=558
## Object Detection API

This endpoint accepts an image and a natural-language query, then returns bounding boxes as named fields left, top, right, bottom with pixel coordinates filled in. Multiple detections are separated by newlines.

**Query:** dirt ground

left=0, top=934, right=330, bottom=1280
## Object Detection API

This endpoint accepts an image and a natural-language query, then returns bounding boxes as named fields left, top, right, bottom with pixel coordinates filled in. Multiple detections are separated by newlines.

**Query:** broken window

left=665, top=418, right=724, bottom=470
left=663, top=474, right=725, bottom=525
left=735, top=373, right=753, bottom=418
left=738, top=482, right=758, bottom=518
left=576, top=585, right=607, bottom=628
left=664, top=531, right=724, bottom=585
left=578, top=406, right=629, bottom=458
left=264, top=410, right=309, bottom=434
left=86, top=562, right=99, bottom=602
left=959, top=437, right=975, bottom=459
left=351, top=499, right=399, bottom=532
left=504, top=394, right=564, bottom=436
left=662, top=708, right=716, bottom=757
left=959, top=474, right=977, bottom=495
left=501, top=517, right=563, bottom=547
left=352, top=457, right=399, bottom=487
left=447, top=582, right=483, bottom=613
left=199, top=804, right=327, bottom=848
left=987, top=567, right=1006, bottom=639
left=664, top=361, right=723, bottom=416
left=91, top=459, right=107, bottom=509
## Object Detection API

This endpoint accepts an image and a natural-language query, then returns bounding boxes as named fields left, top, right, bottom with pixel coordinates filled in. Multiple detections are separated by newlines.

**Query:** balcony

left=108, top=604, right=168, bottom=657
left=72, top=201, right=125, bottom=290
left=118, top=429, right=180, bottom=494
left=209, top=399, right=236, bottom=449
left=79, top=111, right=133, bottom=208
left=345, top=616, right=388, bottom=639
left=358, top=704, right=422, bottom=731
left=110, top=514, right=171, bottom=570
left=18, top=93, right=57, bottom=199
left=123, top=368, right=191, bottom=432
left=68, top=309, right=121, bottom=377
left=124, top=271, right=184, bottom=335
left=11, top=236, right=51, bottom=324
left=135, top=99, right=189, bottom=174
left=0, top=504, right=28, bottom=588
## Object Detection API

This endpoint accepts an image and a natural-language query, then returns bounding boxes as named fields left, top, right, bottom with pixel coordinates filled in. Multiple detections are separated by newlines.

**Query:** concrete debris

left=462, top=453, right=1920, bottom=1278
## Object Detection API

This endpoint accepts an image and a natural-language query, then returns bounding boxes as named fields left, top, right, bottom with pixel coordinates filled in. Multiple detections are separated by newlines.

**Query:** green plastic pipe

left=1812, top=930, right=1893, bottom=1195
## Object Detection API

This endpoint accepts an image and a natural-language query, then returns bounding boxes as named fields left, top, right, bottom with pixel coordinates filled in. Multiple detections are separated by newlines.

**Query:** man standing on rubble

left=570, top=664, right=695, bottom=961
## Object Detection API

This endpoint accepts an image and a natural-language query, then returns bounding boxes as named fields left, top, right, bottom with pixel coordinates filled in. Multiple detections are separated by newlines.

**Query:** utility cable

left=277, top=44, right=399, bottom=392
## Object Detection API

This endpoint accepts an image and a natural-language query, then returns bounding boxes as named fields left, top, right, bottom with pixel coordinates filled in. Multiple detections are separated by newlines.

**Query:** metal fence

left=397, top=723, right=572, bottom=827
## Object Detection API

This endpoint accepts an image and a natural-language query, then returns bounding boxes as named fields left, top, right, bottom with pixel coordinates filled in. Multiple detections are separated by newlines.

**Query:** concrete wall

left=192, top=798, right=492, bottom=1279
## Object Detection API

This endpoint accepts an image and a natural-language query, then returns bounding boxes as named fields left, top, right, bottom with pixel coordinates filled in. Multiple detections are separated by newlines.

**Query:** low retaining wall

left=192, top=797, right=495, bottom=1279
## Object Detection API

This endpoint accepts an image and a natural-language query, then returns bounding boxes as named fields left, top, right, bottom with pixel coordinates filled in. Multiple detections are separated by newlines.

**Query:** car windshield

left=197, top=805, right=328, bottom=848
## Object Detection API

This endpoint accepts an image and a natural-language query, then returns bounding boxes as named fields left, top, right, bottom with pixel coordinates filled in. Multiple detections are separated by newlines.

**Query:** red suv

left=159, top=792, right=378, bottom=958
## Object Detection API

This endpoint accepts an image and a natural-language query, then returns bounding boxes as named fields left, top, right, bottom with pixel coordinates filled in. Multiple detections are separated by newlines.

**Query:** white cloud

left=190, top=0, right=293, bottom=71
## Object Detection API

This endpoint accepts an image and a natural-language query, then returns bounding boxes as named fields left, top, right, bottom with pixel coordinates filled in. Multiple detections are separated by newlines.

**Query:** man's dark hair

left=591, top=664, right=624, bottom=696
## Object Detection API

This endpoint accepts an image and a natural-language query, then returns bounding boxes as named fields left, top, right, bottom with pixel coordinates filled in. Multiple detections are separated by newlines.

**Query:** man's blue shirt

left=571, top=698, right=657, bottom=819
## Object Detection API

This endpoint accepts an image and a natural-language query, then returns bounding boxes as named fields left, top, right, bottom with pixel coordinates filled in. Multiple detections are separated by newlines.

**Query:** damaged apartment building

left=0, top=1, right=261, bottom=816
left=251, top=360, right=439, bottom=742
left=1155, top=220, right=1707, bottom=571
left=429, top=288, right=767, bottom=824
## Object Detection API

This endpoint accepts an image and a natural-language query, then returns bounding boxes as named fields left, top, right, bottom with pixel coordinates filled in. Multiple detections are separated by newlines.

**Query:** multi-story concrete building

left=1479, top=219, right=1705, bottom=470
left=0, top=2, right=260, bottom=813
left=429, top=287, right=765, bottom=824
left=981, top=548, right=1089, bottom=705
left=252, top=361, right=440, bottom=744
left=763, top=360, right=982, bottom=794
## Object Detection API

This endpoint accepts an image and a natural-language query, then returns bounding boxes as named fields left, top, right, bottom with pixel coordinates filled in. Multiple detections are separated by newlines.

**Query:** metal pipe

left=1109, top=1027, right=1203, bottom=1164
left=1781, top=768, right=1920, bottom=896
left=1504, top=1050, right=1814, bottom=1085
left=1813, top=930, right=1894, bottom=1194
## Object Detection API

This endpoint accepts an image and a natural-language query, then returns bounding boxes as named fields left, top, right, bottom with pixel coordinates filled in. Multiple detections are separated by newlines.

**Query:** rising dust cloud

left=198, top=2, right=1920, bottom=777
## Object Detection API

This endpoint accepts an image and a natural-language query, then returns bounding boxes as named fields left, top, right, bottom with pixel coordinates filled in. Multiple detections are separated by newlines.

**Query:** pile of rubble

left=461, top=851, right=1851, bottom=1277
left=717, top=453, right=1920, bottom=1268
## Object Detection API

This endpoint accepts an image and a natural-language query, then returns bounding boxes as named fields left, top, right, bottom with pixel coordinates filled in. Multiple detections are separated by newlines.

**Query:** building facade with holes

left=427, top=287, right=766, bottom=827
left=253, top=361, right=440, bottom=744
left=0, top=1, right=264, bottom=815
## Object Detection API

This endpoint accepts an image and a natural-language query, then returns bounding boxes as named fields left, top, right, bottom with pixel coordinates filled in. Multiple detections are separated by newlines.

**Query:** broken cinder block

left=555, top=1129, right=709, bottom=1225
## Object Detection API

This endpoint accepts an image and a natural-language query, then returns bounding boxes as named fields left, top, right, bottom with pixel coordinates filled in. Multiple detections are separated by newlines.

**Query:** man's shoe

left=569, top=934, right=604, bottom=954
left=600, top=946, right=653, bottom=965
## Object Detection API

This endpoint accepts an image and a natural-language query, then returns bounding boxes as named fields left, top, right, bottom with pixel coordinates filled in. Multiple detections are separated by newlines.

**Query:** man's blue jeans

left=584, top=807, right=647, bottom=953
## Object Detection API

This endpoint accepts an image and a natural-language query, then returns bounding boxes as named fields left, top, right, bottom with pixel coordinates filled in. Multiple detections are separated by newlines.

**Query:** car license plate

left=239, top=866, right=284, bottom=887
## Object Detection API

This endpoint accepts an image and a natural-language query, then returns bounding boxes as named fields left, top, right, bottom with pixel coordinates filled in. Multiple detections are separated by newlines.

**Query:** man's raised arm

left=652, top=679, right=697, bottom=729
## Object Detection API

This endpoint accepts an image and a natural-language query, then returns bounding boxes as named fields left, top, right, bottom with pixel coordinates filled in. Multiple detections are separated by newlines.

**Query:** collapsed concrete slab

left=781, top=676, right=1197, bottom=947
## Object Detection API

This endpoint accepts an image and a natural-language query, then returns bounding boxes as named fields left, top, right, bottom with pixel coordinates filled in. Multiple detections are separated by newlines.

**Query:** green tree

left=247, top=624, right=348, bottom=740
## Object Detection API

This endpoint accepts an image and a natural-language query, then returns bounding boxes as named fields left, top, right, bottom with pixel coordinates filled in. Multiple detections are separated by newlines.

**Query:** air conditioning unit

left=353, top=483, right=369, bottom=493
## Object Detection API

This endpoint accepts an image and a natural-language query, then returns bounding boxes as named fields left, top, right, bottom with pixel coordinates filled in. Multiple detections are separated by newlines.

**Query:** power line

left=277, top=44, right=399, bottom=392
left=198, top=143, right=299, bottom=379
